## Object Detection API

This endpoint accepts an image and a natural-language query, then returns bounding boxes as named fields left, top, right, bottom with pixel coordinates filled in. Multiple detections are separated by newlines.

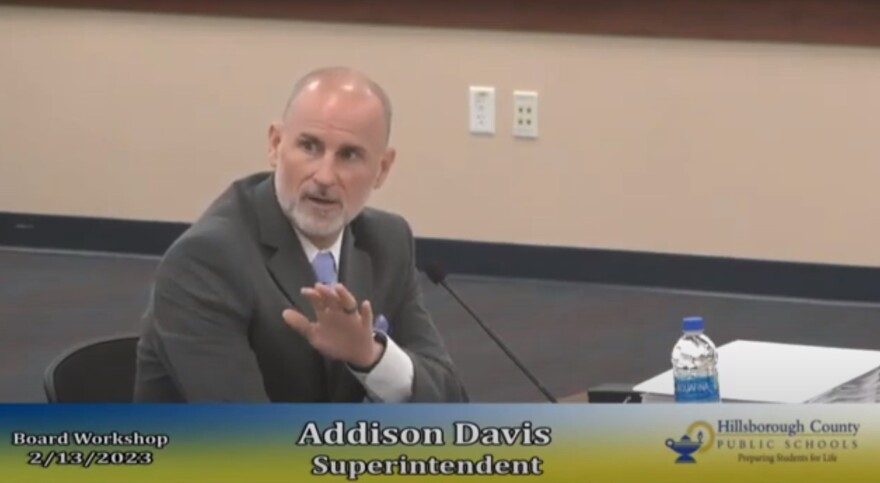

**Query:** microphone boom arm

left=437, top=279, right=558, bottom=403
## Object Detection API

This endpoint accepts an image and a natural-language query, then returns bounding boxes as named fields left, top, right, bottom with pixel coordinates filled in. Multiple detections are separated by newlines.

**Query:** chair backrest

left=44, top=335, right=140, bottom=403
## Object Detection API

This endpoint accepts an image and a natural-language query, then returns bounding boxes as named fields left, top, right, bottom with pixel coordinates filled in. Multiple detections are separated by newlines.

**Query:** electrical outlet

left=469, top=86, right=495, bottom=135
left=513, top=90, right=538, bottom=139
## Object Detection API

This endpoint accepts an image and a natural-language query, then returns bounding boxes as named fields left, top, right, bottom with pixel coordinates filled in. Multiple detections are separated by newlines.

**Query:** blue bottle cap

left=682, top=316, right=704, bottom=332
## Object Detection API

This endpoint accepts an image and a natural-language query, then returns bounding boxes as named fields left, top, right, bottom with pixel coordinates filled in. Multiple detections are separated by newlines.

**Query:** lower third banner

left=0, top=403, right=876, bottom=482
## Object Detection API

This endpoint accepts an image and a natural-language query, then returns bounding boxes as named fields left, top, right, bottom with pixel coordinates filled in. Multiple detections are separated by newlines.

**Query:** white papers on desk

left=634, top=340, right=880, bottom=403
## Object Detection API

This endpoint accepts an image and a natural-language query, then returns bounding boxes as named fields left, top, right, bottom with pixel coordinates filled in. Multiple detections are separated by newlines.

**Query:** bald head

left=282, top=67, right=393, bottom=145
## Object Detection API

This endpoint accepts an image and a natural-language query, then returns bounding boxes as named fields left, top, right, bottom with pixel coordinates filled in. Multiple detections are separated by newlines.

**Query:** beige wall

left=2, top=6, right=879, bottom=266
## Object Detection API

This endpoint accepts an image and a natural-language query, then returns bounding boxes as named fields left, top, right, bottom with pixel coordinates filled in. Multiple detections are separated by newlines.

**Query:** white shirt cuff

left=349, top=333, right=414, bottom=402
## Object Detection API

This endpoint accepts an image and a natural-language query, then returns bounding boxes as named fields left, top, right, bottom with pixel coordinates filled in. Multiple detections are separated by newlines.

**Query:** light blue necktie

left=311, top=251, right=337, bottom=285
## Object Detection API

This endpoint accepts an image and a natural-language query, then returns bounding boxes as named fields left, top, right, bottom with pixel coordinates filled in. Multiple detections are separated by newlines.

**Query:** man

left=134, top=67, right=468, bottom=402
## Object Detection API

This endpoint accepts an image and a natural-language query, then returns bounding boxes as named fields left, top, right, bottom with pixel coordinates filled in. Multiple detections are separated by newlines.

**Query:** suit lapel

left=254, top=176, right=318, bottom=320
left=338, top=226, right=373, bottom=311
left=266, top=245, right=318, bottom=320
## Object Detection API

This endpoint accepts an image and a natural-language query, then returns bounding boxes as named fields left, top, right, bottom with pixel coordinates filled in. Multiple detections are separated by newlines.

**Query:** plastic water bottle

left=672, top=316, right=720, bottom=402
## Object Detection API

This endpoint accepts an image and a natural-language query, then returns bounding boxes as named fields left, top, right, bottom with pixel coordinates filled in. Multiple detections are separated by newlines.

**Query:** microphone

left=423, top=264, right=557, bottom=403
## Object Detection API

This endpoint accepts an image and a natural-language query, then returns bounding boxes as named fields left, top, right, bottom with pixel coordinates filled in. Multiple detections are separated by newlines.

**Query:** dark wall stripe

left=415, top=238, right=880, bottom=304
left=2, top=211, right=879, bottom=303
left=4, top=0, right=880, bottom=48
left=0, top=212, right=187, bottom=256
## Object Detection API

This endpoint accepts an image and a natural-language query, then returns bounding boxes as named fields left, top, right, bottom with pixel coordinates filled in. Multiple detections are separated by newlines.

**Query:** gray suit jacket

left=134, top=172, right=468, bottom=402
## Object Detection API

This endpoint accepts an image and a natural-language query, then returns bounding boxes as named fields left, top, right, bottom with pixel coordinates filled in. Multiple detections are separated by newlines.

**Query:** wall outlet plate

left=469, top=85, right=495, bottom=135
left=513, top=90, right=538, bottom=139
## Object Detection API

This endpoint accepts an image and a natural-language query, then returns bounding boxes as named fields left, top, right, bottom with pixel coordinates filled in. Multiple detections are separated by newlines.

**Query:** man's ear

left=268, top=122, right=283, bottom=168
left=373, top=148, right=396, bottom=189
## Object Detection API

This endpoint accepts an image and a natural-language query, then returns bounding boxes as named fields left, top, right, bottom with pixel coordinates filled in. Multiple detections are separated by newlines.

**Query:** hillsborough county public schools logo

left=665, top=421, right=714, bottom=463
left=666, top=419, right=861, bottom=465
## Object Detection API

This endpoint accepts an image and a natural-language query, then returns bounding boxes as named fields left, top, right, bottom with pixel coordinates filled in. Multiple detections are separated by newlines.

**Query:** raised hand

left=282, top=283, right=382, bottom=368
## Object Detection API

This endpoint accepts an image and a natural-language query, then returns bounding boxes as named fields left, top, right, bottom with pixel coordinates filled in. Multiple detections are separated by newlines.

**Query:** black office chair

left=43, top=335, right=140, bottom=403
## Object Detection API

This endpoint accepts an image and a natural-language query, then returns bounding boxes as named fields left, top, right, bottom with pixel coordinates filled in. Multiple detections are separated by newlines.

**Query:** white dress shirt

left=294, top=229, right=414, bottom=402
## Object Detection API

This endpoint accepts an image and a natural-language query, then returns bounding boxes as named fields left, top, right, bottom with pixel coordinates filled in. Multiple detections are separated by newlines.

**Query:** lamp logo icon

left=666, top=421, right=715, bottom=463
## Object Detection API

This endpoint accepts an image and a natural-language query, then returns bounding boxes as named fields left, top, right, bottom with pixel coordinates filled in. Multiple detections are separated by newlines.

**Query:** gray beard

left=278, top=193, right=346, bottom=241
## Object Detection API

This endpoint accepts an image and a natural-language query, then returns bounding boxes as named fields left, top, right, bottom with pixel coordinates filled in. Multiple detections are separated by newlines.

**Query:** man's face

left=268, top=82, right=394, bottom=245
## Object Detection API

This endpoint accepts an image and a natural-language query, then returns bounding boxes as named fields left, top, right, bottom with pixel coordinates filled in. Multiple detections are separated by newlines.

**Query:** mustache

left=300, top=187, right=339, bottom=201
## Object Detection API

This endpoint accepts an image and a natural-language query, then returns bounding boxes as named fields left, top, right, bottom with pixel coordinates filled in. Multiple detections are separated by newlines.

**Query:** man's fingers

left=360, top=300, right=374, bottom=330
left=301, top=287, right=327, bottom=312
left=333, top=284, right=359, bottom=314
left=314, top=283, right=339, bottom=300
left=312, top=283, right=340, bottom=311
left=282, top=308, right=312, bottom=337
